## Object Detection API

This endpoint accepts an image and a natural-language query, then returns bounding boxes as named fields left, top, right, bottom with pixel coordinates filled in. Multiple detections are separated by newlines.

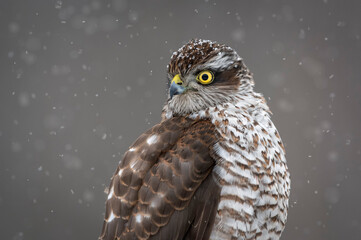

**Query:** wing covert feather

left=100, top=117, right=220, bottom=240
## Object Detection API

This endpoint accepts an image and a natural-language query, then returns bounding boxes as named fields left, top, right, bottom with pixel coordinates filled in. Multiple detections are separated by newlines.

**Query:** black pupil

left=201, top=74, right=209, bottom=81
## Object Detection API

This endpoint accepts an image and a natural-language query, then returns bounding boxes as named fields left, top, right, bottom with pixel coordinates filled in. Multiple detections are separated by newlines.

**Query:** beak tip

left=169, top=82, right=185, bottom=99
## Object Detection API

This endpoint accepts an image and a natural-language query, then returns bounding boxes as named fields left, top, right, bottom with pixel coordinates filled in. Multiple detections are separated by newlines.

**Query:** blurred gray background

left=1, top=0, right=361, bottom=239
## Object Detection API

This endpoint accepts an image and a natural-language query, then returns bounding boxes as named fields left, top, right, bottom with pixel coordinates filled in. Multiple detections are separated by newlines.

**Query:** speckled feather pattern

left=168, top=39, right=250, bottom=81
left=100, top=39, right=290, bottom=240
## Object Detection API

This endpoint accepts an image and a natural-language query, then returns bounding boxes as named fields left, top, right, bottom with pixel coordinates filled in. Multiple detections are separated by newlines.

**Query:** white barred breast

left=190, top=93, right=290, bottom=240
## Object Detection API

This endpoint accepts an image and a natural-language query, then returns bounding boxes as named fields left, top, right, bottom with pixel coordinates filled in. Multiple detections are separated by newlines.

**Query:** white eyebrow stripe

left=200, top=52, right=235, bottom=70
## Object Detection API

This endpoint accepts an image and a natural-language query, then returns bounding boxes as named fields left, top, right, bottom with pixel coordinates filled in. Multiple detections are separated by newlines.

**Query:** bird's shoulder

left=100, top=116, right=220, bottom=240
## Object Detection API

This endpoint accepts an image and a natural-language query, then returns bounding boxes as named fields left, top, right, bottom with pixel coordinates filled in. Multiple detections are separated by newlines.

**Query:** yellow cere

left=197, top=70, right=214, bottom=84
left=171, top=74, right=183, bottom=85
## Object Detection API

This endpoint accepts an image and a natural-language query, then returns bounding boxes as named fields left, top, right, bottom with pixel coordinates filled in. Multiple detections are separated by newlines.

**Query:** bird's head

left=165, top=39, right=254, bottom=116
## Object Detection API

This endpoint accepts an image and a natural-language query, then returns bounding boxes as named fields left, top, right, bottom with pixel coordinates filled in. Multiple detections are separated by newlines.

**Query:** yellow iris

left=197, top=70, right=214, bottom=84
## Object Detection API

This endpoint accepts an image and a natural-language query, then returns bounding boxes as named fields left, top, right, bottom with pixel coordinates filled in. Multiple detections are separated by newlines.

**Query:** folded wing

left=99, top=117, right=220, bottom=240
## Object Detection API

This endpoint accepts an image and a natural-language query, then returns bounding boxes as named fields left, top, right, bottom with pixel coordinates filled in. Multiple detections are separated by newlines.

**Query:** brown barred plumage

left=100, top=39, right=290, bottom=240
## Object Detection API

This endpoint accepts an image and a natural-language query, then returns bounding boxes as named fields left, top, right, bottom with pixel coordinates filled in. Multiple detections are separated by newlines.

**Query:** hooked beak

left=169, top=74, right=185, bottom=99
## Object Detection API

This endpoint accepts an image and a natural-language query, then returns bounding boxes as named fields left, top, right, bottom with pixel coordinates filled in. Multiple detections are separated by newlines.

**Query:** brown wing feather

left=99, top=117, right=220, bottom=240
left=153, top=172, right=221, bottom=240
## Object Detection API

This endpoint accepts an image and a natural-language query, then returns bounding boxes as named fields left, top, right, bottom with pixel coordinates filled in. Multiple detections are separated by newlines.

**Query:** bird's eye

left=197, top=70, right=214, bottom=85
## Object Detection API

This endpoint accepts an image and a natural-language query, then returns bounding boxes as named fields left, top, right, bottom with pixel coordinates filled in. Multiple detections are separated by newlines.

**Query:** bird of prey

left=99, top=39, right=290, bottom=240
